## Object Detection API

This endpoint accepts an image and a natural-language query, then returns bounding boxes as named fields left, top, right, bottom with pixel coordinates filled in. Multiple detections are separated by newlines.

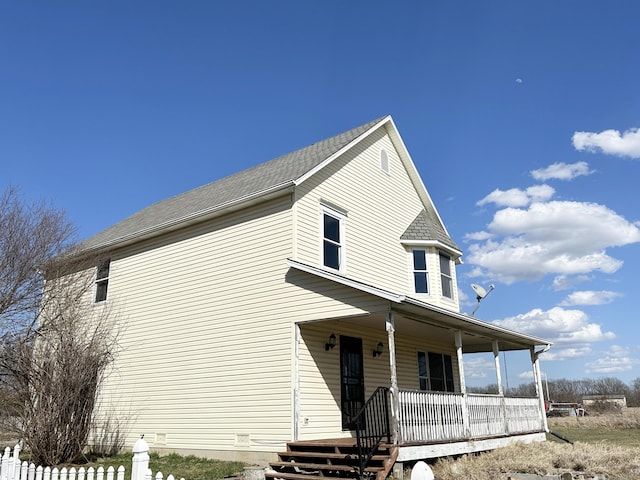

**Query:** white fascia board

left=400, top=239, right=463, bottom=258
left=286, top=258, right=404, bottom=303
left=385, top=117, right=453, bottom=239
left=402, top=296, right=553, bottom=347
left=287, top=258, right=552, bottom=348
left=293, top=116, right=392, bottom=186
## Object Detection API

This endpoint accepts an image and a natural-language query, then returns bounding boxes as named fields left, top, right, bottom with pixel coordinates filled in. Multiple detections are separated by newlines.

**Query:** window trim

left=94, top=258, right=110, bottom=303
left=439, top=252, right=453, bottom=299
left=320, top=204, right=346, bottom=272
left=417, top=350, right=455, bottom=393
left=411, top=249, right=429, bottom=294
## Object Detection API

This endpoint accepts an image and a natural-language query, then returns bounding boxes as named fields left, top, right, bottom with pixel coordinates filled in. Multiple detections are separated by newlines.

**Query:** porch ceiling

left=286, top=259, right=551, bottom=353
left=337, top=310, right=540, bottom=353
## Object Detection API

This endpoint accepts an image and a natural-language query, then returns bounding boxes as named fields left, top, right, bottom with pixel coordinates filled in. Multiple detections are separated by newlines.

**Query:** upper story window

left=322, top=205, right=346, bottom=271
left=94, top=259, right=110, bottom=303
left=439, top=252, right=453, bottom=299
left=412, top=249, right=429, bottom=294
left=418, top=351, right=455, bottom=392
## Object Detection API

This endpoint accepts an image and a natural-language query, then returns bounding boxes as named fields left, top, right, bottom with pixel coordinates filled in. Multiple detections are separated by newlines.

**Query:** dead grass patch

left=429, top=441, right=640, bottom=479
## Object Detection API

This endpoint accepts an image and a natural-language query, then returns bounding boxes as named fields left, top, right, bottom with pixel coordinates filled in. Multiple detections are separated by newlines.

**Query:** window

left=412, top=250, right=429, bottom=294
left=418, top=351, right=455, bottom=392
left=322, top=207, right=345, bottom=271
left=95, top=259, right=110, bottom=303
left=439, top=253, right=453, bottom=299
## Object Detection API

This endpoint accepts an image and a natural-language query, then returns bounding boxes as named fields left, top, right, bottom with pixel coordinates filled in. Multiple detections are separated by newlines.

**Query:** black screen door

left=340, top=335, right=365, bottom=430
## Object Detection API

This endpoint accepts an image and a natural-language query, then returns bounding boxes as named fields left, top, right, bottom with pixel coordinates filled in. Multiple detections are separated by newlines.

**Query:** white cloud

left=552, top=274, right=591, bottom=291
left=542, top=346, right=593, bottom=361
left=573, top=127, right=640, bottom=159
left=585, top=345, right=639, bottom=374
left=466, top=200, right=640, bottom=283
left=559, top=290, right=623, bottom=306
left=531, top=161, right=594, bottom=181
left=464, top=231, right=493, bottom=241
left=518, top=370, right=534, bottom=379
left=477, top=184, right=555, bottom=208
left=463, top=356, right=494, bottom=379
left=492, top=306, right=615, bottom=349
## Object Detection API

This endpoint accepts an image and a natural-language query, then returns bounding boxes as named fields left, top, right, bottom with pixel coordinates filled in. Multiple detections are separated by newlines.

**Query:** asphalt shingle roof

left=401, top=209, right=461, bottom=253
left=81, top=116, right=460, bottom=255
left=81, top=116, right=388, bottom=251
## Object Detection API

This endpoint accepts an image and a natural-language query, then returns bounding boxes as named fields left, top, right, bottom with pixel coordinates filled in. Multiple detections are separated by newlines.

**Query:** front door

left=340, top=335, right=365, bottom=430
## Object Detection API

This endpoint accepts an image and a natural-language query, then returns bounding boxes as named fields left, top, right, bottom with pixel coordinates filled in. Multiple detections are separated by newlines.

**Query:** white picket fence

left=0, top=439, right=184, bottom=480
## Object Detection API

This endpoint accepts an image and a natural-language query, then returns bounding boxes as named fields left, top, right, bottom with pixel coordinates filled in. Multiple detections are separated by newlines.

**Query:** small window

left=418, top=351, right=455, bottom=392
left=322, top=207, right=345, bottom=271
left=439, top=253, right=453, bottom=299
left=95, top=259, right=110, bottom=303
left=380, top=149, right=390, bottom=174
left=412, top=250, right=428, bottom=294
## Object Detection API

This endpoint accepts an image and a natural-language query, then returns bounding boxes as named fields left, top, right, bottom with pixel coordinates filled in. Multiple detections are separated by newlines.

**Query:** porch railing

left=397, top=390, right=544, bottom=444
left=354, top=386, right=390, bottom=478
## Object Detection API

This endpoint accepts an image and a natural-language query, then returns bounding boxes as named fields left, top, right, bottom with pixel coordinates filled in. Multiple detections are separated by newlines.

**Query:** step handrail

left=354, top=386, right=391, bottom=478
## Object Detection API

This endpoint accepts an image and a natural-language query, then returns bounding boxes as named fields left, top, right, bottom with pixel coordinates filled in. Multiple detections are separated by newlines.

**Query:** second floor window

left=95, top=259, right=110, bottom=303
left=412, top=249, right=428, bottom=294
left=440, top=253, right=453, bottom=299
left=322, top=208, right=344, bottom=271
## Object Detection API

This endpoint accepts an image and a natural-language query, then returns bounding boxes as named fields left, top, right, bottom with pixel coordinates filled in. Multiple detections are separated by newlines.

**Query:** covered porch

left=287, top=260, right=551, bottom=478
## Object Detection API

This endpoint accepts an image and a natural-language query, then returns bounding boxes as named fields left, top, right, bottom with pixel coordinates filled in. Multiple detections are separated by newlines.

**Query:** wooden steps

left=265, top=439, right=396, bottom=480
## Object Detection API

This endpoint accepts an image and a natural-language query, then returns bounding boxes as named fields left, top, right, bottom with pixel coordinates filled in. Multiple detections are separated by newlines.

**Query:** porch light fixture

left=325, top=333, right=337, bottom=351
left=373, top=342, right=384, bottom=357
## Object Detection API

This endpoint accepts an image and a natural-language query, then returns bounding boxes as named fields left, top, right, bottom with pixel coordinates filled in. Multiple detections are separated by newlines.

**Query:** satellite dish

left=471, top=283, right=487, bottom=300
left=470, top=283, right=495, bottom=316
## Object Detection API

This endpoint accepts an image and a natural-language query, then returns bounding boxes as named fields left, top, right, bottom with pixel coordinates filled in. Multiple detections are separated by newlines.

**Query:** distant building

left=582, top=395, right=627, bottom=409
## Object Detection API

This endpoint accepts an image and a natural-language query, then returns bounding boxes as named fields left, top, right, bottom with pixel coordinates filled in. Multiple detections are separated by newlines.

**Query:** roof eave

left=287, top=258, right=552, bottom=350
left=400, top=239, right=463, bottom=260
left=84, top=181, right=296, bottom=253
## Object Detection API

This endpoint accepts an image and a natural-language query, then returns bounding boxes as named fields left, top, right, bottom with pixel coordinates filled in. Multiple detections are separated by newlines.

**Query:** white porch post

left=454, top=331, right=466, bottom=394
left=454, top=330, right=470, bottom=437
left=492, top=340, right=504, bottom=396
left=293, top=324, right=301, bottom=441
left=530, top=346, right=549, bottom=432
left=386, top=311, right=400, bottom=444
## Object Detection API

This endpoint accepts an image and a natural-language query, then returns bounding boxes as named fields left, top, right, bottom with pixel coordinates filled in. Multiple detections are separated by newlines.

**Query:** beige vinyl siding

left=98, top=195, right=400, bottom=456
left=294, top=127, right=456, bottom=310
left=297, top=320, right=460, bottom=441
left=100, top=197, right=296, bottom=455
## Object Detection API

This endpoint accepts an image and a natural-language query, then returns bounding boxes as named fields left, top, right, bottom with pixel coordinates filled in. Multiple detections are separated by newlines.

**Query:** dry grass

left=430, top=441, right=640, bottom=479
left=428, top=409, right=640, bottom=479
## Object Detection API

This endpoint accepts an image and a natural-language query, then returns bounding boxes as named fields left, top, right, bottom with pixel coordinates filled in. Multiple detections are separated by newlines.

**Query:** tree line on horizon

left=469, top=376, right=640, bottom=407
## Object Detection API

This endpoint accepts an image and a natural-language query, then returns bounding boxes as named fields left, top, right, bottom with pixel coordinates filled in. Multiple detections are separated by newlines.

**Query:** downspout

left=530, top=345, right=550, bottom=433
left=386, top=311, right=400, bottom=444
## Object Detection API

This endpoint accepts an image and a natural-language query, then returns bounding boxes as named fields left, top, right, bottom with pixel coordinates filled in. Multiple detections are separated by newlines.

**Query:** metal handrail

left=354, top=386, right=390, bottom=478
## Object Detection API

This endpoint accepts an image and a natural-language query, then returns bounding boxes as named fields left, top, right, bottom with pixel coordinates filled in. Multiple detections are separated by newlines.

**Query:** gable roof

left=80, top=115, right=459, bottom=254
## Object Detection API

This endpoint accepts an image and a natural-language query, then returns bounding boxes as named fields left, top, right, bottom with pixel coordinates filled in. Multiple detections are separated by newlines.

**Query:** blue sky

left=2, top=1, right=639, bottom=388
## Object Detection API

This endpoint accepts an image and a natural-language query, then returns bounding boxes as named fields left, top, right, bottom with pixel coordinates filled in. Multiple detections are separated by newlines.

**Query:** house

left=81, top=115, right=551, bottom=479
